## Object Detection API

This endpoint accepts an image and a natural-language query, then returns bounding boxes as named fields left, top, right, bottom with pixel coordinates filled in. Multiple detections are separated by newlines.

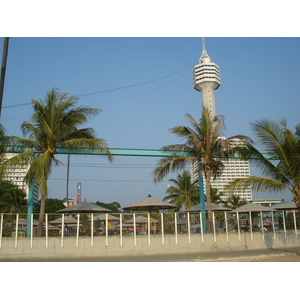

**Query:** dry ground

left=1, top=247, right=300, bottom=262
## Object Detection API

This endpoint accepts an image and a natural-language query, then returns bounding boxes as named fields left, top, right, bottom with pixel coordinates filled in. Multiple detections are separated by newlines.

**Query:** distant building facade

left=1, top=153, right=39, bottom=202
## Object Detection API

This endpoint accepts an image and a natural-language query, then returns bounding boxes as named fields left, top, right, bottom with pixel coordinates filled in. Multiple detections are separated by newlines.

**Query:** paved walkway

left=1, top=247, right=300, bottom=262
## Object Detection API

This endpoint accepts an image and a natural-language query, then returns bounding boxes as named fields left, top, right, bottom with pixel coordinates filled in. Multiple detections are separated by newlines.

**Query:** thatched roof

left=57, top=200, right=112, bottom=213
left=123, top=195, right=177, bottom=211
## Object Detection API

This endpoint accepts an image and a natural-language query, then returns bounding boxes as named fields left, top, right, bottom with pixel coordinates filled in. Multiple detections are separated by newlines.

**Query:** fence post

left=212, top=212, right=216, bottom=243
left=271, top=211, right=276, bottom=240
left=282, top=211, right=287, bottom=239
left=0, top=214, right=3, bottom=248
left=237, top=212, right=241, bottom=242
left=225, top=211, right=228, bottom=242
left=45, top=214, right=48, bottom=248
left=15, top=214, right=19, bottom=248
left=260, top=211, right=264, bottom=240
left=61, top=214, right=64, bottom=248
left=174, top=212, right=178, bottom=245
left=120, top=213, right=123, bottom=247
left=249, top=211, right=253, bottom=241
left=200, top=212, right=204, bottom=243
left=76, top=214, right=80, bottom=247
left=148, top=213, right=150, bottom=246
left=293, top=210, right=297, bottom=238
left=30, top=213, right=33, bottom=248
left=187, top=212, right=191, bottom=244
left=133, top=213, right=136, bottom=246
left=106, top=213, right=108, bottom=247
left=161, top=213, right=164, bottom=245
left=91, top=214, right=94, bottom=248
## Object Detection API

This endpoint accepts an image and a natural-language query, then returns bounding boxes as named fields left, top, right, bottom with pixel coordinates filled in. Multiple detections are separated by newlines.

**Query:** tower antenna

left=202, top=37, right=206, bottom=52
left=200, top=37, right=210, bottom=62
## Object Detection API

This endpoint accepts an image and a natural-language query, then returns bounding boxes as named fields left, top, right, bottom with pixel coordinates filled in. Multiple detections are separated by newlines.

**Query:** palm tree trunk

left=205, top=171, right=213, bottom=233
left=37, top=197, right=46, bottom=236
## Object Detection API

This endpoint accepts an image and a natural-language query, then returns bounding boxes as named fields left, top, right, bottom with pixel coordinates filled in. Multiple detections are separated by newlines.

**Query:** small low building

left=251, top=199, right=283, bottom=207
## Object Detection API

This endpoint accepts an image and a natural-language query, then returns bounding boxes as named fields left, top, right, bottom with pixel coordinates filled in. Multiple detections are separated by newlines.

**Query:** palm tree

left=210, top=187, right=225, bottom=205
left=2, top=88, right=113, bottom=236
left=0, top=123, right=8, bottom=161
left=163, top=170, right=199, bottom=211
left=153, top=106, right=249, bottom=231
left=0, top=183, right=27, bottom=213
left=225, top=194, right=247, bottom=210
left=226, top=119, right=300, bottom=209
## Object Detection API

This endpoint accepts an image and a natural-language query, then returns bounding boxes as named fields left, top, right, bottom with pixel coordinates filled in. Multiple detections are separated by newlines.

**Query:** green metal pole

left=198, top=163, right=206, bottom=233
left=26, top=156, right=35, bottom=237
left=26, top=179, right=34, bottom=237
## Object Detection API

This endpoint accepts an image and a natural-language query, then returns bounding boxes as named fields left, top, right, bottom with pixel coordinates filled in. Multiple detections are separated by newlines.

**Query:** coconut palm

left=163, top=170, right=199, bottom=211
left=225, top=194, right=247, bottom=210
left=210, top=187, right=225, bottom=205
left=226, top=119, right=300, bottom=209
left=2, top=88, right=113, bottom=235
left=153, top=106, right=250, bottom=231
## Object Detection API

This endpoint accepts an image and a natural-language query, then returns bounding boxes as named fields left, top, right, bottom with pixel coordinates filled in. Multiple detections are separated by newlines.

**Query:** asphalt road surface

left=1, top=247, right=300, bottom=262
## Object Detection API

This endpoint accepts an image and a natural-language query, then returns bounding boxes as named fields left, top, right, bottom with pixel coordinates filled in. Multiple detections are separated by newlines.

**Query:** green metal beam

left=3, top=146, right=184, bottom=157
left=2, top=146, right=273, bottom=158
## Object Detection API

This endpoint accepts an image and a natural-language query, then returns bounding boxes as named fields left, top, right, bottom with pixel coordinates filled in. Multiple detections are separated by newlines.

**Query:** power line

left=56, top=163, right=157, bottom=169
left=2, top=65, right=192, bottom=109
left=49, top=178, right=169, bottom=183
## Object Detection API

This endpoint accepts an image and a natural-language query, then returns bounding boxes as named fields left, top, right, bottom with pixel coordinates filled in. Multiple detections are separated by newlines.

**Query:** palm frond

left=226, top=176, right=289, bottom=194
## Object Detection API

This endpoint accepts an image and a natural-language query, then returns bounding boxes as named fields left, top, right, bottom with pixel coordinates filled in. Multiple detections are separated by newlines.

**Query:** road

left=1, top=247, right=300, bottom=262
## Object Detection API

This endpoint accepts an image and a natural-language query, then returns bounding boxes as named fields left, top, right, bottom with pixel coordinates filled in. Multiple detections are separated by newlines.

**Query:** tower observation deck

left=193, top=38, right=220, bottom=117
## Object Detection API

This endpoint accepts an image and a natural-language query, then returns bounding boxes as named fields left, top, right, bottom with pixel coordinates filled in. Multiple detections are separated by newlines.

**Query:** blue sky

left=1, top=37, right=299, bottom=206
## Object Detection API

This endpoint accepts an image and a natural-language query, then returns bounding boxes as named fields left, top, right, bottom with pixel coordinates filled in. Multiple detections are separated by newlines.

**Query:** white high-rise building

left=1, top=153, right=39, bottom=202
left=192, top=38, right=253, bottom=202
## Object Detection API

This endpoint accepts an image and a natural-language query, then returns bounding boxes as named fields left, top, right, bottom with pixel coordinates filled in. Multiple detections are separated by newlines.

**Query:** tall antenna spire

left=199, top=37, right=211, bottom=63
left=202, top=37, right=206, bottom=53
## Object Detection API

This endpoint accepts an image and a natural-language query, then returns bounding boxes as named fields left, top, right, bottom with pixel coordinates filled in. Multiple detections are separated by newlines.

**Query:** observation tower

left=191, top=38, right=253, bottom=202
left=193, top=38, right=220, bottom=117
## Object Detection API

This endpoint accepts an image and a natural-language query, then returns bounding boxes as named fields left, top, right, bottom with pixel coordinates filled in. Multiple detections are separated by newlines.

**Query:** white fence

left=0, top=210, right=299, bottom=252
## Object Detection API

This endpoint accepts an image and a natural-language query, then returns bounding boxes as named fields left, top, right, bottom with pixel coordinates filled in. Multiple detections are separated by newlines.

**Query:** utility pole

left=66, top=154, right=70, bottom=206
left=0, top=37, right=9, bottom=118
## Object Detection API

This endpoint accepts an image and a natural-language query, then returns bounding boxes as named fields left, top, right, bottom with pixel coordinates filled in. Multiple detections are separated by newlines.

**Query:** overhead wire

left=1, top=64, right=193, bottom=110
left=49, top=178, right=169, bottom=183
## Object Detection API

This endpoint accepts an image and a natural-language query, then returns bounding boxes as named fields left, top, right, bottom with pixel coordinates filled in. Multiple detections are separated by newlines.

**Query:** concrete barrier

left=0, top=230, right=299, bottom=259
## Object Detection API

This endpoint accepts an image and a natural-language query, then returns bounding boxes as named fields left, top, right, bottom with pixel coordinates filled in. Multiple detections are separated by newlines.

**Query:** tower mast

left=200, top=37, right=209, bottom=60
left=193, top=37, right=220, bottom=117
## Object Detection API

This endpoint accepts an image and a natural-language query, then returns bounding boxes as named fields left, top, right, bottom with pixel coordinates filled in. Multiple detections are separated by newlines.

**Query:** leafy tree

left=34, top=198, right=66, bottom=214
left=226, top=119, right=300, bottom=209
left=45, top=198, right=65, bottom=213
left=163, top=170, right=199, bottom=211
left=1, top=88, right=113, bottom=236
left=153, top=106, right=249, bottom=231
left=0, top=180, right=27, bottom=213
left=94, top=201, right=122, bottom=213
